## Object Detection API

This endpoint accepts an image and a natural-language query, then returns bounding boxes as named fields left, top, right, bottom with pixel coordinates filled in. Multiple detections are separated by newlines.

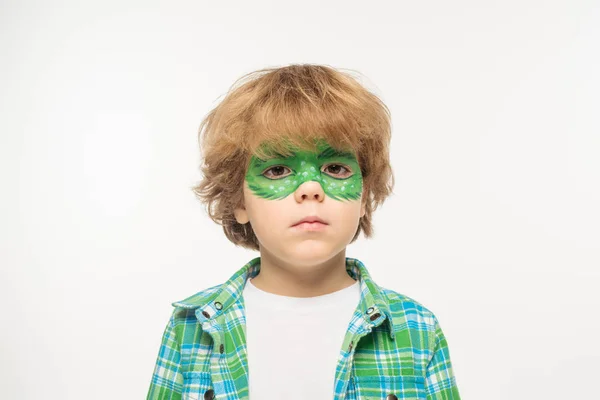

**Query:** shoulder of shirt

left=378, top=286, right=440, bottom=329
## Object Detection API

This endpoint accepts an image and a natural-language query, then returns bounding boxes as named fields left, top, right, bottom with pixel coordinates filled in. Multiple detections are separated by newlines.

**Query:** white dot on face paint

left=302, top=172, right=308, bottom=176
left=269, top=185, right=274, bottom=189
left=341, top=186, right=345, bottom=191
left=279, top=186, right=284, bottom=191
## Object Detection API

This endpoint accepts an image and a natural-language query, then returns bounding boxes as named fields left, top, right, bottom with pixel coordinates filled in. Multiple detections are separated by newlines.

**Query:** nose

left=294, top=180, right=325, bottom=203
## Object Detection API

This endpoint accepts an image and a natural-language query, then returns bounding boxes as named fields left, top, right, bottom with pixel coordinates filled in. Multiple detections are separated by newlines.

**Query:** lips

left=292, top=216, right=328, bottom=226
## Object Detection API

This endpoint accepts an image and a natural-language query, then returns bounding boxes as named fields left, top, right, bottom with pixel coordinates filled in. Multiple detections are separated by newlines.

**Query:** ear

left=360, top=187, right=367, bottom=218
left=234, top=202, right=249, bottom=224
left=234, top=207, right=249, bottom=224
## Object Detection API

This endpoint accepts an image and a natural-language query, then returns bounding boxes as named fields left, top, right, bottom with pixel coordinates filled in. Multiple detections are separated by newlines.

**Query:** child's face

left=234, top=140, right=366, bottom=264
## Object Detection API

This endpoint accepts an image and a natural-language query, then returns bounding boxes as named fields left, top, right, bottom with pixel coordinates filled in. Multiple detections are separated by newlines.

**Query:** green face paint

left=245, top=141, right=363, bottom=201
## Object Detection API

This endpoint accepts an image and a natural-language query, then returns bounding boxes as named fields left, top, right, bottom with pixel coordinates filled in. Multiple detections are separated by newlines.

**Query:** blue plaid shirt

left=147, top=256, right=461, bottom=399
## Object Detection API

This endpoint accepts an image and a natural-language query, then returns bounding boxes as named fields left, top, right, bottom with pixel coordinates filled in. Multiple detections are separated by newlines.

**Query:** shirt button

left=369, top=312, right=381, bottom=321
left=386, top=395, right=398, bottom=400
left=203, top=389, right=215, bottom=400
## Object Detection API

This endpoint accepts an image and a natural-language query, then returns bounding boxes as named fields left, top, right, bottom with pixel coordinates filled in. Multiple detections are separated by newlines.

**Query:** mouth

left=291, top=221, right=328, bottom=232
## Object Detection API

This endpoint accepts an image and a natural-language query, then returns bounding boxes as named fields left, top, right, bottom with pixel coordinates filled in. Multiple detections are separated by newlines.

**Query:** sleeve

left=146, top=313, right=184, bottom=400
left=425, top=315, right=461, bottom=400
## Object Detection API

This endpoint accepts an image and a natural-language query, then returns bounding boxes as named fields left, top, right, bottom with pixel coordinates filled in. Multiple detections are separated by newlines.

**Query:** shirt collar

left=172, top=256, right=396, bottom=340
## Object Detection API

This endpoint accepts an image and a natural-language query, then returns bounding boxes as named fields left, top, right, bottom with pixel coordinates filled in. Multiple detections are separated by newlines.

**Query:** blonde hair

left=191, top=64, right=394, bottom=250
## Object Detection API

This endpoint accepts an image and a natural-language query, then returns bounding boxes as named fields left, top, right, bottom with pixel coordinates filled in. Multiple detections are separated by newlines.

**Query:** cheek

left=244, top=194, right=289, bottom=230
left=326, top=200, right=363, bottom=227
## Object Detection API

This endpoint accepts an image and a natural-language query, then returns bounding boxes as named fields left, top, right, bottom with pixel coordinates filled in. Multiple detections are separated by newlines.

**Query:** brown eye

left=323, top=164, right=352, bottom=178
left=262, top=165, right=291, bottom=179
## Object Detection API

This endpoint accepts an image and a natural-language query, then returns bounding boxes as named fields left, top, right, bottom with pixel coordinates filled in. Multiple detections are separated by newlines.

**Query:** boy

left=147, top=64, right=461, bottom=400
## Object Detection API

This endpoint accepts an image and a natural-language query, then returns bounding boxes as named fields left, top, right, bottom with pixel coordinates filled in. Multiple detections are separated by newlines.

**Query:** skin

left=234, top=140, right=367, bottom=298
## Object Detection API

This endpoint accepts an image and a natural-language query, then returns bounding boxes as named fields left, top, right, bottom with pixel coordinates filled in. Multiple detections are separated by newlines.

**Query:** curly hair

left=191, top=64, right=395, bottom=251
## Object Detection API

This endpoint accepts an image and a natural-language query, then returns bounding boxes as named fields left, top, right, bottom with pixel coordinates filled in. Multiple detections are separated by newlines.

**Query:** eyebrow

left=254, top=148, right=356, bottom=167
left=316, top=147, right=356, bottom=160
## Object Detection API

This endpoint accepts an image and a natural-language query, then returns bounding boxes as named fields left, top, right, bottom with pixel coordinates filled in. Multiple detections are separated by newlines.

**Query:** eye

left=322, top=164, right=353, bottom=178
left=261, top=164, right=353, bottom=180
left=262, top=165, right=292, bottom=179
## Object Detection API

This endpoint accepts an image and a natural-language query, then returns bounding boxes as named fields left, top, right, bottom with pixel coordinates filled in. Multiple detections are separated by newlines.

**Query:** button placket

left=195, top=304, right=228, bottom=400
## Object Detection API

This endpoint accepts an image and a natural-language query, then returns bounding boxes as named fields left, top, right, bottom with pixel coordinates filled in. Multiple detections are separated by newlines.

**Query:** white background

left=1, top=1, right=599, bottom=399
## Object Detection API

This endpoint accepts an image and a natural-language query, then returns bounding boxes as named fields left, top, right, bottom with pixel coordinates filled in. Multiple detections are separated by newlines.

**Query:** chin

left=287, top=243, right=342, bottom=263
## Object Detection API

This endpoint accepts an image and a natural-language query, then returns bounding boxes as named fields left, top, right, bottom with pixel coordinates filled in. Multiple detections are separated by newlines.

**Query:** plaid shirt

left=147, top=257, right=461, bottom=400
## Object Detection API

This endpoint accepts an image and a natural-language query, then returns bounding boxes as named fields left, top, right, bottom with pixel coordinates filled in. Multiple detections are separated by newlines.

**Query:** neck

left=249, top=248, right=356, bottom=298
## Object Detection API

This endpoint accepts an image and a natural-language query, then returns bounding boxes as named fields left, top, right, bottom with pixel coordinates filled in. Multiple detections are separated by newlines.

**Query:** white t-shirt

left=242, top=277, right=361, bottom=399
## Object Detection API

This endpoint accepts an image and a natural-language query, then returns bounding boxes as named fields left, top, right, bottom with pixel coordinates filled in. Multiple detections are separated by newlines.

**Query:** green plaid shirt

left=147, top=257, right=461, bottom=399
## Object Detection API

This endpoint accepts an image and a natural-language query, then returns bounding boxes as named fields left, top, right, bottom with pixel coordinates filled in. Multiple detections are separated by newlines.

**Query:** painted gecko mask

left=245, top=142, right=363, bottom=202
